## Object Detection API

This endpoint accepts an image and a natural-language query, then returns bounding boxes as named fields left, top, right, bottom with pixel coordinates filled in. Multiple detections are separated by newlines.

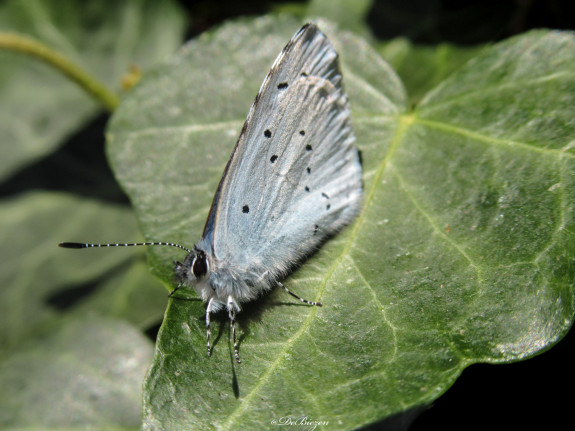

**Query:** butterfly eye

left=192, top=251, right=208, bottom=278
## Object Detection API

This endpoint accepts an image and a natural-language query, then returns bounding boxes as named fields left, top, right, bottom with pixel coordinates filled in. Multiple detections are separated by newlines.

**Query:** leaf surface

left=107, top=16, right=575, bottom=430
left=0, top=314, right=153, bottom=429
left=0, top=0, right=186, bottom=180
left=0, top=192, right=162, bottom=348
left=0, top=192, right=166, bottom=429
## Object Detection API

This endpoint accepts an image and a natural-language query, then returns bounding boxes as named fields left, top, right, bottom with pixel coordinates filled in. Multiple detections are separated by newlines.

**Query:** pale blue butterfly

left=60, top=23, right=362, bottom=363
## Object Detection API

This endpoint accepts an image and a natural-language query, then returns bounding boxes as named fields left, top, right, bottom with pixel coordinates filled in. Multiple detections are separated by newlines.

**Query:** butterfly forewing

left=203, top=23, right=362, bottom=278
left=59, top=23, right=363, bottom=364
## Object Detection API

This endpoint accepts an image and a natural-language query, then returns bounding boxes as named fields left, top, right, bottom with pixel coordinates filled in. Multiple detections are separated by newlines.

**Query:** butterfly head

left=174, top=247, right=210, bottom=285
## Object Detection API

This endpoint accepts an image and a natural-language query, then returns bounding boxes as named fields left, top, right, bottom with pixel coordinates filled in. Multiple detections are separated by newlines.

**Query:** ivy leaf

left=0, top=192, right=164, bottom=428
left=0, top=0, right=186, bottom=180
left=0, top=314, right=153, bottom=429
left=0, top=192, right=159, bottom=349
left=108, top=16, right=575, bottom=430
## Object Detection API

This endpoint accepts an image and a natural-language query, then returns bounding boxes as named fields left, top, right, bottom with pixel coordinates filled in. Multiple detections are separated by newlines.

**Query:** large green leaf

left=0, top=192, right=163, bottom=349
left=107, top=16, right=575, bottom=430
left=0, top=0, right=186, bottom=181
left=0, top=192, right=166, bottom=429
left=0, top=314, right=153, bottom=429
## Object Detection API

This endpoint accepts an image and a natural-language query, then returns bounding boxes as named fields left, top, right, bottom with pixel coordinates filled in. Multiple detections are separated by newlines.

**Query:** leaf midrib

left=219, top=113, right=411, bottom=429
left=419, top=69, right=575, bottom=113
left=416, top=117, right=574, bottom=158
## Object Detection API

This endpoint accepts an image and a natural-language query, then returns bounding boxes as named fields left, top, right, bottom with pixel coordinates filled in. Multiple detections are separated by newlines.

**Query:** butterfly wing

left=200, top=23, right=362, bottom=282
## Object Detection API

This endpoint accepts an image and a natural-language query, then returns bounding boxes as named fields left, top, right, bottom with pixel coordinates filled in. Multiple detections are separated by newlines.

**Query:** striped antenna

left=58, top=241, right=192, bottom=254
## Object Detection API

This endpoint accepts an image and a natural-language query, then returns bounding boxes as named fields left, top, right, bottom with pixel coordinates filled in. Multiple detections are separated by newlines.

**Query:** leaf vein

left=349, top=256, right=398, bottom=362
left=345, top=68, right=402, bottom=113
left=120, top=120, right=245, bottom=137
left=420, top=70, right=575, bottom=113
left=221, top=108, right=410, bottom=430
left=392, top=169, right=483, bottom=282
left=534, top=155, right=569, bottom=265
left=415, top=117, right=573, bottom=158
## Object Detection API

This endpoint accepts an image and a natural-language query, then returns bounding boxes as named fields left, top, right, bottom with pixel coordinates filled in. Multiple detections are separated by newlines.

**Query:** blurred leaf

left=0, top=192, right=158, bottom=349
left=307, top=0, right=373, bottom=35
left=0, top=191, right=167, bottom=428
left=70, top=258, right=167, bottom=332
left=0, top=0, right=186, bottom=181
left=0, top=314, right=153, bottom=429
left=107, top=16, right=575, bottom=430
left=379, top=37, right=485, bottom=105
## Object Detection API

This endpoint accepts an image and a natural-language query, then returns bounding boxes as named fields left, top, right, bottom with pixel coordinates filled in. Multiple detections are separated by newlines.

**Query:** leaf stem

left=0, top=32, right=120, bottom=112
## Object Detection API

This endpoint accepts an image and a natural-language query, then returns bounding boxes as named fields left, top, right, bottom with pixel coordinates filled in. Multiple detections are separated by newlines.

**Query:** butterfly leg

left=206, top=297, right=216, bottom=356
left=227, top=296, right=241, bottom=363
left=278, top=282, right=322, bottom=307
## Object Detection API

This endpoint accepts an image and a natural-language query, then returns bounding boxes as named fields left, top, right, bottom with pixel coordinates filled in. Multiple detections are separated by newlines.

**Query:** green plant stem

left=0, top=32, right=120, bottom=112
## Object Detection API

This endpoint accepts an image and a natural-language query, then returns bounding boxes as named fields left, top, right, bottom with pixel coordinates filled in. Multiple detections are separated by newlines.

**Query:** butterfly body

left=174, top=243, right=276, bottom=307
left=173, top=25, right=361, bottom=347
left=60, top=23, right=362, bottom=364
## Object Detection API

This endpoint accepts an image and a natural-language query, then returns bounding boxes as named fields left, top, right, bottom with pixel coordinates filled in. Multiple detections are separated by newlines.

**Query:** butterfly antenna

left=58, top=241, right=192, bottom=254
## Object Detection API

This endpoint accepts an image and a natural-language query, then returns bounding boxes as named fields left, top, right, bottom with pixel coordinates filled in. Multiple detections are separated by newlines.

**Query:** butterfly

left=60, top=23, right=362, bottom=363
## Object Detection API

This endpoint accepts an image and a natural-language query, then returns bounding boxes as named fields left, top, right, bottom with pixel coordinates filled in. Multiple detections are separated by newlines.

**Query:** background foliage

left=1, top=0, right=573, bottom=430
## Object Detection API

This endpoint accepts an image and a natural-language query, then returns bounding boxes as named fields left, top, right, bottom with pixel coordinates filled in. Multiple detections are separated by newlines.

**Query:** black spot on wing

left=242, top=205, right=249, bottom=214
left=305, top=186, right=310, bottom=192
left=299, top=130, right=305, bottom=136
left=321, top=192, right=329, bottom=199
left=277, top=82, right=288, bottom=89
left=306, top=167, right=311, bottom=174
left=306, top=144, right=312, bottom=151
left=270, top=155, right=278, bottom=163
left=264, top=129, right=272, bottom=138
